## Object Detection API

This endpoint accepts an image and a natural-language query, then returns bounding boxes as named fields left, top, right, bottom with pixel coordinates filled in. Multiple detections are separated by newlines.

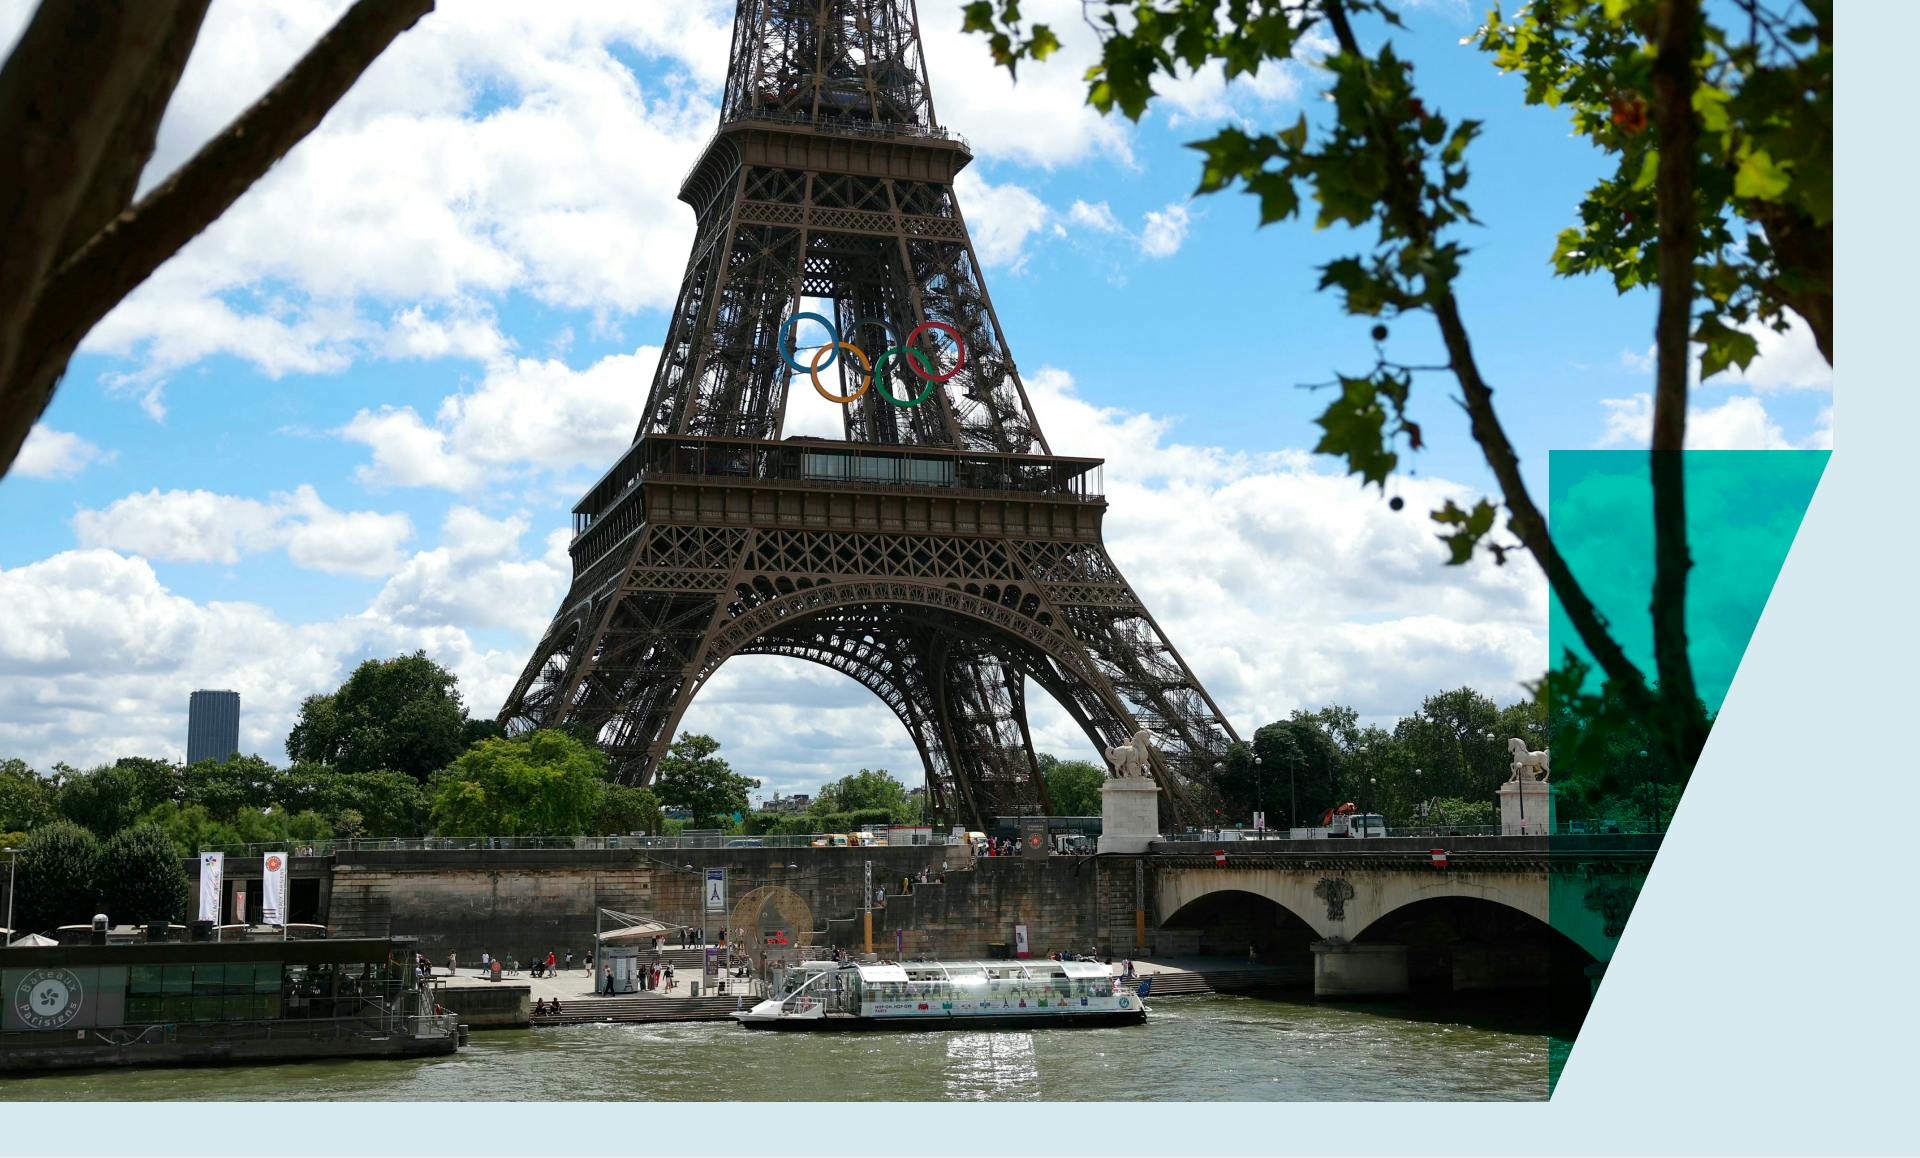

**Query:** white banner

left=197, top=852, right=223, bottom=923
left=704, top=868, right=727, bottom=913
left=1014, top=923, right=1030, bottom=958
left=261, top=852, right=288, bottom=926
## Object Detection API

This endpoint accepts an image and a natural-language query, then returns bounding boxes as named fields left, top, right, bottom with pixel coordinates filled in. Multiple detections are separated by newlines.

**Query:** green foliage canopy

left=1038, top=755, right=1107, bottom=816
left=812, top=768, right=917, bottom=823
left=428, top=730, right=607, bottom=837
left=100, top=823, right=190, bottom=925
left=14, top=820, right=102, bottom=933
left=287, top=652, right=474, bottom=781
left=653, top=734, right=759, bottom=828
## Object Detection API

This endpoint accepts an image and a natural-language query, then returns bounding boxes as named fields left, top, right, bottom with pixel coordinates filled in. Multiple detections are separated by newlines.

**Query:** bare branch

left=1319, top=0, right=1658, bottom=716
left=0, top=0, right=436, bottom=480
left=0, top=1, right=190, bottom=439
left=54, top=2, right=213, bottom=263
left=1649, top=0, right=1711, bottom=766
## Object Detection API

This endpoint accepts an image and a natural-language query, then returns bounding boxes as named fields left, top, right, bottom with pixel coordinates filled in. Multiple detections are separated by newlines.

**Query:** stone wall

left=313, top=846, right=1131, bottom=963
left=321, top=846, right=1010, bottom=962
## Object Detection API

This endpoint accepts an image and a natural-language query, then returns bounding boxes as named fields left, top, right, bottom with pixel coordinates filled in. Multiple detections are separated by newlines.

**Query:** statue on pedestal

left=1103, top=728, right=1156, bottom=779
left=1507, top=737, right=1551, bottom=783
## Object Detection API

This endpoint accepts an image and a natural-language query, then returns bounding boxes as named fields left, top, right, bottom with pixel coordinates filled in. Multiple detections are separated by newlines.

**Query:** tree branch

left=1319, top=0, right=1658, bottom=716
left=0, top=0, right=435, bottom=481
left=0, top=1, right=190, bottom=448
left=53, top=2, right=212, bottom=264
left=1650, top=0, right=1711, bottom=767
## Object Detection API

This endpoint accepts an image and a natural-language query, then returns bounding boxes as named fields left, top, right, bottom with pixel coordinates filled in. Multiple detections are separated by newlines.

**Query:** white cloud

left=1620, top=312, right=1832, bottom=394
left=76, top=2, right=728, bottom=398
left=922, top=1, right=1134, bottom=169
left=370, top=509, right=569, bottom=634
left=14, top=427, right=105, bottom=479
left=72, top=486, right=414, bottom=577
left=0, top=549, right=530, bottom=768
left=1138, top=203, right=1192, bottom=258
left=1067, top=200, right=1123, bottom=234
left=1152, top=28, right=1331, bottom=126
left=340, top=346, right=659, bottom=491
left=954, top=169, right=1054, bottom=271
left=1595, top=392, right=1830, bottom=450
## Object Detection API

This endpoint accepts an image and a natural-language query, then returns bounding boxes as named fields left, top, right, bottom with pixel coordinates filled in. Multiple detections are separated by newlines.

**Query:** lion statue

left=1508, top=737, right=1550, bottom=783
left=1103, top=728, right=1156, bottom=779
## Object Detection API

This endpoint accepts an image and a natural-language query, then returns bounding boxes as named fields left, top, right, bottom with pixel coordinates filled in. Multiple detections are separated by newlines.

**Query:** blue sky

left=0, top=1, right=1831, bottom=801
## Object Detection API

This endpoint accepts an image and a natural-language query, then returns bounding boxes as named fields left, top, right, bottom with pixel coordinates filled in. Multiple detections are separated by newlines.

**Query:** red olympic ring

left=905, top=321, right=965, bottom=382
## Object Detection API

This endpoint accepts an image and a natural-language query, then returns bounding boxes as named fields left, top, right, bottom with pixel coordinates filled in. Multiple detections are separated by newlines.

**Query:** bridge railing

left=193, top=832, right=972, bottom=859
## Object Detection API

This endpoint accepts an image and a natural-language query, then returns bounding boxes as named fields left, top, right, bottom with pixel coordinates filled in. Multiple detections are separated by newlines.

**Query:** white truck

left=1289, top=805, right=1387, bottom=839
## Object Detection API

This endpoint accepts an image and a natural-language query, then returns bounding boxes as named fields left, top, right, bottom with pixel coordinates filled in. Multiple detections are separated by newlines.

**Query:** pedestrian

left=1248, top=944, right=1257, bottom=965
left=447, top=951, right=457, bottom=975
left=533, top=998, right=548, bottom=1017
left=546, top=950, right=556, bottom=975
left=603, top=966, right=616, bottom=996
left=564, top=949, right=574, bottom=972
left=480, top=950, right=491, bottom=973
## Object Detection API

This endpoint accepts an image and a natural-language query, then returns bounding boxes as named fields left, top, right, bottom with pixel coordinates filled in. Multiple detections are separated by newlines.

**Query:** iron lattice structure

left=498, top=0, right=1239, bottom=827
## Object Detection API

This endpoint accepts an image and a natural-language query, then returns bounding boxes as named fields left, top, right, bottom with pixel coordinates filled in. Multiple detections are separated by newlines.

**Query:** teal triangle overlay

left=1548, top=450, right=1830, bottom=713
left=1545, top=449, right=1828, bottom=1098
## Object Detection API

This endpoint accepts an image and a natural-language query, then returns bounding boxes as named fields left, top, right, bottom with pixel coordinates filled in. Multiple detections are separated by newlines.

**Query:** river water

left=0, top=996, right=1556, bottom=1101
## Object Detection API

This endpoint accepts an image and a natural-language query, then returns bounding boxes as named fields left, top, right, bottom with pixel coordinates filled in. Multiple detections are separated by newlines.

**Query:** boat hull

left=734, top=1007, right=1148, bottom=1032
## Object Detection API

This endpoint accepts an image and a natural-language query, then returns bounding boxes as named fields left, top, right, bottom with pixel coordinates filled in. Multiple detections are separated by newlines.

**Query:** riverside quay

left=0, top=932, right=458, bottom=1074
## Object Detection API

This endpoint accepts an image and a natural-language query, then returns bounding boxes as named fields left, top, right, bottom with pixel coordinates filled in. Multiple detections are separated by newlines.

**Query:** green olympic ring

left=779, top=311, right=966, bottom=407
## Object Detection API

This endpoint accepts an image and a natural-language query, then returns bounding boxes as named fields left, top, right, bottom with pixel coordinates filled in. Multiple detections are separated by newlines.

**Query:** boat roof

left=852, top=959, right=1111, bottom=981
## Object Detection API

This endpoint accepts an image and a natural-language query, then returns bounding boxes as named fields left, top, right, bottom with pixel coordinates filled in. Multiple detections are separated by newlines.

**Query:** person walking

left=546, top=950, right=557, bottom=976
left=447, top=951, right=458, bottom=976
left=564, top=949, right=574, bottom=973
left=602, top=966, right=616, bottom=996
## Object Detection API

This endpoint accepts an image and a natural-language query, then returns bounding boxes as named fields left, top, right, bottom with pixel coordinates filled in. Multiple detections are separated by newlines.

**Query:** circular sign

left=14, top=967, right=84, bottom=1030
left=266, top=854, right=283, bottom=872
left=1026, top=834, right=1042, bottom=849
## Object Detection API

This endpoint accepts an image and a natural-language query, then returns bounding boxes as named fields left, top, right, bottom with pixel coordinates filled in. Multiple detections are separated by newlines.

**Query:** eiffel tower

left=498, top=0, right=1239, bottom=827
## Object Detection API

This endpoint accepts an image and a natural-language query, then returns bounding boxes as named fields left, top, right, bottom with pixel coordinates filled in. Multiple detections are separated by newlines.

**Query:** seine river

left=0, top=996, right=1558, bottom=1101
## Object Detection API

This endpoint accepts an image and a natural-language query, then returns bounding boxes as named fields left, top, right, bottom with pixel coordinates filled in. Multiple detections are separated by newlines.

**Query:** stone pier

left=1311, top=940, right=1409, bottom=998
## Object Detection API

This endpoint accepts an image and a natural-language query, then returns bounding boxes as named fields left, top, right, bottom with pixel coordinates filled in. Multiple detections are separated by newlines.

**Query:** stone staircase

left=531, top=993, right=743, bottom=1026
left=1132, top=967, right=1303, bottom=997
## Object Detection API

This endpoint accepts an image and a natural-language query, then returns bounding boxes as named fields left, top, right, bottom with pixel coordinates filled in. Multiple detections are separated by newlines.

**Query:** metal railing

left=196, top=832, right=974, bottom=858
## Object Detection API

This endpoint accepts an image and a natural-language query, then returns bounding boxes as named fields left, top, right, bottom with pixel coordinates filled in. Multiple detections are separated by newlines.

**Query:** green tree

left=56, top=764, right=144, bottom=837
left=1039, top=755, right=1108, bottom=816
left=428, top=730, right=606, bottom=837
left=0, top=757, right=57, bottom=833
left=287, top=652, right=475, bottom=781
left=136, top=802, right=334, bottom=859
left=181, top=755, right=276, bottom=821
left=274, top=766, right=427, bottom=838
left=595, top=784, right=664, bottom=835
left=99, top=822, right=189, bottom=925
left=812, top=768, right=916, bottom=822
left=963, top=0, right=1829, bottom=778
left=1250, top=720, right=1341, bottom=828
left=14, top=820, right=102, bottom=932
left=653, top=734, right=759, bottom=828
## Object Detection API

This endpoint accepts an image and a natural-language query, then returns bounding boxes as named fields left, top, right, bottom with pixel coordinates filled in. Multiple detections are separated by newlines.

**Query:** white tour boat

left=733, top=958, right=1148, bottom=1031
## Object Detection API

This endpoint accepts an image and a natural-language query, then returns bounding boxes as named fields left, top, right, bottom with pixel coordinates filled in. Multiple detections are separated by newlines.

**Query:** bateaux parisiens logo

left=778, top=312, right=966, bottom=408
left=14, top=967, right=85, bottom=1030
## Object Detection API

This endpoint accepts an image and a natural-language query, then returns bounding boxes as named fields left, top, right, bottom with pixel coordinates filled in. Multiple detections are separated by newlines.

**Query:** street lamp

left=1368, top=777, right=1377, bottom=823
left=1253, top=755, right=1265, bottom=831
left=4, top=847, right=17, bottom=943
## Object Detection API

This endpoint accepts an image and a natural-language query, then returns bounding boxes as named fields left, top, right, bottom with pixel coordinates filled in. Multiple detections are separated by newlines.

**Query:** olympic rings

left=778, top=311, right=967, bottom=407
left=809, top=341, right=872, bottom=404
left=873, top=347, right=937, bottom=407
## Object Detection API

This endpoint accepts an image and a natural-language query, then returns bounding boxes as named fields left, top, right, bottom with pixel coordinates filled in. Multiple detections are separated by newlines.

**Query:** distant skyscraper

left=186, top=690, right=241, bottom=765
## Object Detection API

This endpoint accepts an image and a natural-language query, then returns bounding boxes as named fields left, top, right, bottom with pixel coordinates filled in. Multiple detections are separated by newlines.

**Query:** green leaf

left=1734, top=148, right=1791, bottom=201
left=1430, top=498, right=1500, bottom=565
left=1313, top=377, right=1398, bottom=488
left=1694, top=315, right=1761, bottom=378
left=1632, top=148, right=1659, bottom=192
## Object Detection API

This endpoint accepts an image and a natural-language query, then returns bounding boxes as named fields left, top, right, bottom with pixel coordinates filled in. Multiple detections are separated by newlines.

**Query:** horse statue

left=1103, top=728, right=1156, bottom=779
left=1508, top=737, right=1550, bottom=783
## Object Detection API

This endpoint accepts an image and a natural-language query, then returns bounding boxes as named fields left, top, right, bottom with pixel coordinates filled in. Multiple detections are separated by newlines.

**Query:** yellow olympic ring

left=809, top=341, right=872, bottom=404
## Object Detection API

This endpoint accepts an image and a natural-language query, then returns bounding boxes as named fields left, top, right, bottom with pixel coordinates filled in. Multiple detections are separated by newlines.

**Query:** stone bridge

left=1144, top=834, right=1657, bottom=997
left=183, top=833, right=1655, bottom=1001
